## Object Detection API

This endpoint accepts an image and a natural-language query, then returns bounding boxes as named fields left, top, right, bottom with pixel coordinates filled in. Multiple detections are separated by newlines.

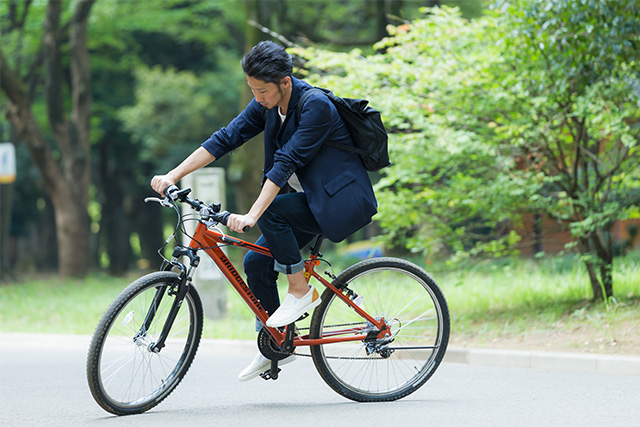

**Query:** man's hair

left=241, top=41, right=293, bottom=84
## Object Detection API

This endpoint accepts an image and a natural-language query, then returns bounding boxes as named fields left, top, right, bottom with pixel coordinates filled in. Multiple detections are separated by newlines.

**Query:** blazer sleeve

left=265, top=94, right=338, bottom=188
left=201, top=99, right=265, bottom=159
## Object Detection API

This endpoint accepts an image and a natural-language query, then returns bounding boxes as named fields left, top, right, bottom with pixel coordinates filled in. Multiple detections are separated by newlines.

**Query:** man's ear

left=281, top=76, right=292, bottom=87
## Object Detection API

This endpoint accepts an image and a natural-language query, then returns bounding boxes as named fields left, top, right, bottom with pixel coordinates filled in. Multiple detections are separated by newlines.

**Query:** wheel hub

left=363, top=317, right=398, bottom=358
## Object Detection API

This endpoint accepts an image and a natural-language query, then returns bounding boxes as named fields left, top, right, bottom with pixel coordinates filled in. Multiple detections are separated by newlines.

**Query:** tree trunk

left=97, top=143, right=132, bottom=276
left=591, top=228, right=614, bottom=300
left=374, top=0, right=389, bottom=41
left=38, top=196, right=59, bottom=272
left=103, top=204, right=131, bottom=275
left=51, top=185, right=91, bottom=277
left=583, top=258, right=603, bottom=301
left=0, top=0, right=96, bottom=278
left=131, top=196, right=165, bottom=268
left=579, top=230, right=614, bottom=301
left=129, top=173, right=165, bottom=269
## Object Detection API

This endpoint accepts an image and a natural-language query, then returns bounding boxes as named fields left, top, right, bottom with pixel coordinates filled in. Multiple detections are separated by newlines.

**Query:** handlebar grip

left=219, top=211, right=230, bottom=225
left=164, top=185, right=179, bottom=200
left=219, top=211, right=251, bottom=232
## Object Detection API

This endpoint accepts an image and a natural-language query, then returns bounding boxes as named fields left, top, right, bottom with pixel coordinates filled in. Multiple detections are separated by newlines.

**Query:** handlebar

left=150, top=185, right=249, bottom=232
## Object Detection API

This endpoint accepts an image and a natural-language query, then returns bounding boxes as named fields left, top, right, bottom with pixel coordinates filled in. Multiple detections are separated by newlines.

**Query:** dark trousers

left=243, top=193, right=322, bottom=316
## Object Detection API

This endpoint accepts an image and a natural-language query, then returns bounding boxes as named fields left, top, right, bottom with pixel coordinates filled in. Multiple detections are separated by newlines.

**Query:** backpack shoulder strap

left=295, top=87, right=326, bottom=122
left=296, top=87, right=368, bottom=155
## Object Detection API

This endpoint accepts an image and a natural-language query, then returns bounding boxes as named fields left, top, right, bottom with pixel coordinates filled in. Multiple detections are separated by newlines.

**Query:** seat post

left=310, top=235, right=325, bottom=257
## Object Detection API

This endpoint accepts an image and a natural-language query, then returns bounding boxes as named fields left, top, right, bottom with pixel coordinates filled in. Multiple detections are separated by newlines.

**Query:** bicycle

left=86, top=185, right=450, bottom=415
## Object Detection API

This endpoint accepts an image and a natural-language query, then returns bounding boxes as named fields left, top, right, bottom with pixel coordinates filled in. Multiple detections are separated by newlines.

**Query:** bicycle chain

left=258, top=322, right=389, bottom=361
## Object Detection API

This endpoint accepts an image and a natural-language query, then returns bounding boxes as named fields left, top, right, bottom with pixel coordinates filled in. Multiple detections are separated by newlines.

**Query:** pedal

left=259, top=368, right=281, bottom=380
left=260, top=360, right=280, bottom=380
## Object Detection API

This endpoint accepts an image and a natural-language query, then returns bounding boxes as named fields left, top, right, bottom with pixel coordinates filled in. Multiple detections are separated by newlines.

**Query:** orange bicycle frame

left=188, top=221, right=387, bottom=348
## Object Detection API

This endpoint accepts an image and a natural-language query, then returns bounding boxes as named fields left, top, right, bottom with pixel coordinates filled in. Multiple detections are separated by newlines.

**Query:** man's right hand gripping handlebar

left=151, top=174, right=177, bottom=197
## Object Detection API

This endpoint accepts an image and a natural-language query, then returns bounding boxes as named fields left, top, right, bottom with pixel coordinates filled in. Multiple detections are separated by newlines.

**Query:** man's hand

left=226, top=179, right=281, bottom=233
left=151, top=174, right=177, bottom=196
left=227, top=213, right=256, bottom=233
left=149, top=147, right=216, bottom=195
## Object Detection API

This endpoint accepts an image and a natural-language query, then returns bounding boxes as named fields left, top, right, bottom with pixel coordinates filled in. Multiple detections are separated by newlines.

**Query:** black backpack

left=296, top=87, right=390, bottom=172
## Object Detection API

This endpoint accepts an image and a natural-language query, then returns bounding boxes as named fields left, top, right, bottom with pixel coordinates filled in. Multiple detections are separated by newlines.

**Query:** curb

left=444, top=347, right=640, bottom=376
left=2, top=333, right=639, bottom=376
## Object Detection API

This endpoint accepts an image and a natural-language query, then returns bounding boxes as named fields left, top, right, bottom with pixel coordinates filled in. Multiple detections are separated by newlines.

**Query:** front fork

left=134, top=246, right=198, bottom=353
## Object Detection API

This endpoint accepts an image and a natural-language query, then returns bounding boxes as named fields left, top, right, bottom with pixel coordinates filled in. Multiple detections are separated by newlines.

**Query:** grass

left=1, top=251, right=638, bottom=347
left=0, top=273, right=130, bottom=335
left=432, top=252, right=640, bottom=352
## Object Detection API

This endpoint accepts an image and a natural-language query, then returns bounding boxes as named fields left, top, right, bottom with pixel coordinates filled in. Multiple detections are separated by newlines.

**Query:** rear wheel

left=310, top=258, right=449, bottom=402
left=86, top=271, right=203, bottom=415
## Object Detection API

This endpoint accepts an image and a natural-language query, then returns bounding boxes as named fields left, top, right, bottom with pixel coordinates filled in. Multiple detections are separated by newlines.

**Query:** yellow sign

left=0, top=143, right=16, bottom=184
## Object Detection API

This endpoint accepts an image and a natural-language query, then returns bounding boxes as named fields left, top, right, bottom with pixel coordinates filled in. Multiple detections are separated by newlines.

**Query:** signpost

left=0, top=143, right=16, bottom=281
left=0, top=143, right=16, bottom=184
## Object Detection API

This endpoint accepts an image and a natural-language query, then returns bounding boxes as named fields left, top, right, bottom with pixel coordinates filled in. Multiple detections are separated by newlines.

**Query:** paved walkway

left=1, top=333, right=639, bottom=376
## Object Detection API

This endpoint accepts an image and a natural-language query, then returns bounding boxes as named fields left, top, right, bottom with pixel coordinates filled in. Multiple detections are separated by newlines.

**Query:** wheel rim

left=316, top=266, right=446, bottom=397
left=96, top=283, right=197, bottom=409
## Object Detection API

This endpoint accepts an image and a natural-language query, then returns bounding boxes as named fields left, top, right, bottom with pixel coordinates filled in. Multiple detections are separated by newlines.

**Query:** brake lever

left=144, top=197, right=173, bottom=208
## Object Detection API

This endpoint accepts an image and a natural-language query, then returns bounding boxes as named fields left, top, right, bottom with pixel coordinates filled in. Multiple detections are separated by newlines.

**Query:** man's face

left=246, top=75, right=290, bottom=110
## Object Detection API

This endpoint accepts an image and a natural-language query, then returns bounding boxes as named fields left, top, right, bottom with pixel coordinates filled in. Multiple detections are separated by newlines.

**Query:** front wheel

left=86, top=271, right=203, bottom=415
left=310, top=257, right=450, bottom=402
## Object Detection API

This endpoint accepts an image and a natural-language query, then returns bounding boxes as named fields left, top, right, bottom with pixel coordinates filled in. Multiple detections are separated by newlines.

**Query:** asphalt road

left=1, top=334, right=639, bottom=427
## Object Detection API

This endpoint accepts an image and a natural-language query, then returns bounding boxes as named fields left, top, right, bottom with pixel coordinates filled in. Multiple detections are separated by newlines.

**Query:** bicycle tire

left=309, top=257, right=449, bottom=402
left=86, top=271, right=203, bottom=415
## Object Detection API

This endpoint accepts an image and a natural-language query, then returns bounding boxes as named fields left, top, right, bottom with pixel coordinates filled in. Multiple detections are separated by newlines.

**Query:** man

left=151, top=41, right=377, bottom=381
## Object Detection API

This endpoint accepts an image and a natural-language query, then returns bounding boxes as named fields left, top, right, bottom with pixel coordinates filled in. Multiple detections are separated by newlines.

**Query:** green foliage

left=504, top=0, right=639, bottom=93
left=4, top=0, right=635, bottom=289
left=295, top=7, right=534, bottom=260
left=490, top=1, right=640, bottom=298
left=90, top=0, right=245, bottom=50
left=3, top=0, right=434, bottom=276
left=494, top=0, right=640, bottom=234
left=442, top=250, right=640, bottom=345
left=0, top=2, right=47, bottom=72
left=118, top=60, right=243, bottom=173
left=297, top=3, right=639, bottom=270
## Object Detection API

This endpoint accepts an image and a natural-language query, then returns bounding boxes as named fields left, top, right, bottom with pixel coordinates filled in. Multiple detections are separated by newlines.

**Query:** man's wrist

left=245, top=211, right=260, bottom=225
left=166, top=170, right=181, bottom=184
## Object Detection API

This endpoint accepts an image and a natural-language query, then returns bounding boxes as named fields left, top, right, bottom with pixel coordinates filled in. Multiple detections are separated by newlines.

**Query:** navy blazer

left=201, top=77, right=377, bottom=242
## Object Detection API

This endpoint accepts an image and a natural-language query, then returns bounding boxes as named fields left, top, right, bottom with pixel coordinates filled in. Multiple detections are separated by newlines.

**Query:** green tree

left=1, top=0, right=96, bottom=278
left=295, top=7, right=528, bottom=259
left=494, top=0, right=640, bottom=299
left=1, top=0, right=248, bottom=275
left=118, top=65, right=241, bottom=172
left=296, top=2, right=640, bottom=299
left=2, top=0, right=480, bottom=277
left=89, top=0, right=246, bottom=273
